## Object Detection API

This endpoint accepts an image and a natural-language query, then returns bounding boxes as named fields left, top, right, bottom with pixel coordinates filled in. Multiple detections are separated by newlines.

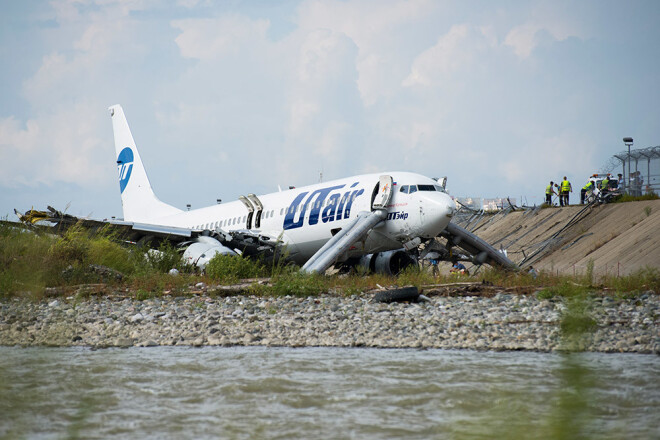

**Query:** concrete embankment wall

left=472, top=199, right=660, bottom=277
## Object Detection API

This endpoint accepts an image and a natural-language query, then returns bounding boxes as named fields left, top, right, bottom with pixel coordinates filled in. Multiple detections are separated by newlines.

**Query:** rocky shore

left=1, top=288, right=658, bottom=353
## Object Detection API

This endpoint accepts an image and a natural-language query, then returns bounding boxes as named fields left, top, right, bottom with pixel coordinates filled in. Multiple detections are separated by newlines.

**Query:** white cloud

left=0, top=101, right=110, bottom=188
left=296, top=0, right=437, bottom=105
left=504, top=9, right=583, bottom=58
left=1, top=0, right=654, bottom=219
left=403, top=24, right=474, bottom=87
left=173, top=16, right=270, bottom=60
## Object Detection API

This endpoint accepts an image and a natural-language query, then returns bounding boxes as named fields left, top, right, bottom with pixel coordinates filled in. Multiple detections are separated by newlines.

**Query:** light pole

left=623, top=137, right=633, bottom=193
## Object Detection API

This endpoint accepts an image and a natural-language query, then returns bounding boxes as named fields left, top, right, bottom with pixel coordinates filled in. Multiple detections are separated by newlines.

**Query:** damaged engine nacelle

left=183, top=236, right=237, bottom=269
left=356, top=249, right=417, bottom=275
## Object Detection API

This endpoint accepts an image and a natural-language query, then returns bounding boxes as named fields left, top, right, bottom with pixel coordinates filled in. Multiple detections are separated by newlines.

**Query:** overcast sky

left=1, top=0, right=658, bottom=219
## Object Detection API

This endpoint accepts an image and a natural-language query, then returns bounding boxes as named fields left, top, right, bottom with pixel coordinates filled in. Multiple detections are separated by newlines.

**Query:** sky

left=1, top=0, right=659, bottom=220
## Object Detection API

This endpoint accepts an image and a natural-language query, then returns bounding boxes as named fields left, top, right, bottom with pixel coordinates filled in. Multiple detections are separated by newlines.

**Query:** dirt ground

left=465, top=199, right=660, bottom=277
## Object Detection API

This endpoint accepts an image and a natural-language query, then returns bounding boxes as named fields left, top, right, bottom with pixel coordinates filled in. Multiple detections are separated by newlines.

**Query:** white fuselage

left=145, top=172, right=454, bottom=263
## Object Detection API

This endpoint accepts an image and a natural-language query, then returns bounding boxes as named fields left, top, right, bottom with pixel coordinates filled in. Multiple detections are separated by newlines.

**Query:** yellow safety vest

left=561, top=180, right=571, bottom=192
left=582, top=181, right=593, bottom=191
left=546, top=184, right=553, bottom=195
left=601, top=178, right=609, bottom=189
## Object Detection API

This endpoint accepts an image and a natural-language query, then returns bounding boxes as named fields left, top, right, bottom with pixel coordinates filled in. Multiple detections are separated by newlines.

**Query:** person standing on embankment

left=560, top=176, right=572, bottom=206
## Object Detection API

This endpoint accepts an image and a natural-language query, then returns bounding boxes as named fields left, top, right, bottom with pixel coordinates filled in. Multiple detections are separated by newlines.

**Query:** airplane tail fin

left=109, top=105, right=182, bottom=222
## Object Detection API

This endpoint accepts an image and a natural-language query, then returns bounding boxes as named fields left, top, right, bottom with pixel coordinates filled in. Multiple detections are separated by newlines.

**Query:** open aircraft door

left=372, top=175, right=393, bottom=210
left=247, top=194, right=264, bottom=228
left=238, top=196, right=255, bottom=229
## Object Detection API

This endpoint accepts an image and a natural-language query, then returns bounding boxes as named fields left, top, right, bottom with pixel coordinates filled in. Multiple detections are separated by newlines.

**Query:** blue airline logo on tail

left=117, top=147, right=134, bottom=194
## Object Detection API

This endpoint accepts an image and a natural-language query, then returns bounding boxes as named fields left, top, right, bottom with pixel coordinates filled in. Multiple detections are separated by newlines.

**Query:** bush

left=601, top=267, right=659, bottom=294
left=205, top=254, right=265, bottom=284
left=135, top=241, right=193, bottom=274
left=0, top=224, right=55, bottom=296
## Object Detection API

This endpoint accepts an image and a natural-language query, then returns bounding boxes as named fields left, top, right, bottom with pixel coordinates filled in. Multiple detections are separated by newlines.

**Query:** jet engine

left=355, top=249, right=417, bottom=275
left=183, top=236, right=237, bottom=269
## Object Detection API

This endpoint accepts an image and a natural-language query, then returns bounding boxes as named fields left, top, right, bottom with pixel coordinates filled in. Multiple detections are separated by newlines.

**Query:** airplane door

left=372, top=175, right=393, bottom=209
left=247, top=194, right=264, bottom=228
left=239, top=196, right=255, bottom=229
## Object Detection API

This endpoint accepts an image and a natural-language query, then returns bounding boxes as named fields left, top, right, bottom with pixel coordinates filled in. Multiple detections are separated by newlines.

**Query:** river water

left=1, top=347, right=658, bottom=439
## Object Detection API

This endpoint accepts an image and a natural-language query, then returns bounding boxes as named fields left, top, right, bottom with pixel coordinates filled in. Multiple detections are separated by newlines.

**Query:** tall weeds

left=1, top=221, right=658, bottom=298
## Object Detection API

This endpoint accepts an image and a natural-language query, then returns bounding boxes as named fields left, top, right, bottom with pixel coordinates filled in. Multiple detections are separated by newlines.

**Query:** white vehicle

left=584, top=173, right=622, bottom=204
left=108, top=105, right=455, bottom=273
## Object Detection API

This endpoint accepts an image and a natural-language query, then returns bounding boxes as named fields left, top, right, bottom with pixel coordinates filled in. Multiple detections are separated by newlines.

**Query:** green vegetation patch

left=613, top=191, right=658, bottom=203
left=205, top=254, right=266, bottom=284
left=269, top=269, right=330, bottom=297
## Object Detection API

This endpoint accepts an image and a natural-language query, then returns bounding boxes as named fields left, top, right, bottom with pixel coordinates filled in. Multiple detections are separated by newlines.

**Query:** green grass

left=205, top=254, right=266, bottom=283
left=613, top=191, right=658, bottom=203
left=1, top=221, right=658, bottom=299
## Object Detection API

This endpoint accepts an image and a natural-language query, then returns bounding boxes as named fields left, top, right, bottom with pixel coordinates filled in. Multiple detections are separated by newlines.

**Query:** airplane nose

left=420, top=193, right=454, bottom=236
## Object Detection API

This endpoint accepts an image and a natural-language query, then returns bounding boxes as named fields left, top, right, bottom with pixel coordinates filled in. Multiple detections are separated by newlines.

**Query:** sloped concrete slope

left=472, top=200, right=660, bottom=277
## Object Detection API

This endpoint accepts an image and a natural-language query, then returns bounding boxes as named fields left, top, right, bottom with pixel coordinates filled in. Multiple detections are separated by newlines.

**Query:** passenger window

left=400, top=185, right=409, bottom=194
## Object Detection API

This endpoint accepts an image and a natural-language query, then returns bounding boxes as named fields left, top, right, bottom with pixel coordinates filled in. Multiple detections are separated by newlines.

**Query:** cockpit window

left=400, top=183, right=446, bottom=194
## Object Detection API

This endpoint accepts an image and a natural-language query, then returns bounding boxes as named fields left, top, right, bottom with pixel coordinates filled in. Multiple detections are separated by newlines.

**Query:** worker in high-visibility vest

left=600, top=175, right=610, bottom=197
left=560, top=177, right=572, bottom=206
left=581, top=180, right=594, bottom=204
left=545, top=181, right=557, bottom=205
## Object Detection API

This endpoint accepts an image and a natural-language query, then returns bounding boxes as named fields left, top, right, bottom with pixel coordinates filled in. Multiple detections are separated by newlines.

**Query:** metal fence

left=607, top=146, right=660, bottom=195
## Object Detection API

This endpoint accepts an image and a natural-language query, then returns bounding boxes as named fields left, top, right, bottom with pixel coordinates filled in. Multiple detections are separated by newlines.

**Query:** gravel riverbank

left=1, top=289, right=658, bottom=353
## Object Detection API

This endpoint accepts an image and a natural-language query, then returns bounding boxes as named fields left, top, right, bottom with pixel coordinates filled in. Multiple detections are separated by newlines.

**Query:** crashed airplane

left=15, top=105, right=516, bottom=274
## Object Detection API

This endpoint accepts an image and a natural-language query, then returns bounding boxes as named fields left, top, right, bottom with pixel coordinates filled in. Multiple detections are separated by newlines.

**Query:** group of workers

left=579, top=173, right=624, bottom=204
left=546, top=173, right=626, bottom=206
left=545, top=176, right=573, bottom=206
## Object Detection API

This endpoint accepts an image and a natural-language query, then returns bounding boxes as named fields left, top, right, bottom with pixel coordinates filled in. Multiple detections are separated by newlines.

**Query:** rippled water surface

left=1, top=347, right=658, bottom=439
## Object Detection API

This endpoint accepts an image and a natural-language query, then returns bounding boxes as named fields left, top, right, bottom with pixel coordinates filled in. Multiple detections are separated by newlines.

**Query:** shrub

left=0, top=224, right=54, bottom=295
left=136, top=240, right=193, bottom=274
left=601, top=267, right=659, bottom=293
left=205, top=254, right=265, bottom=283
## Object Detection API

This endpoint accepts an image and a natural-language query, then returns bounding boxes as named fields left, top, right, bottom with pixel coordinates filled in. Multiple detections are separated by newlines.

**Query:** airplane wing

left=12, top=206, right=281, bottom=259
left=14, top=206, right=194, bottom=243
